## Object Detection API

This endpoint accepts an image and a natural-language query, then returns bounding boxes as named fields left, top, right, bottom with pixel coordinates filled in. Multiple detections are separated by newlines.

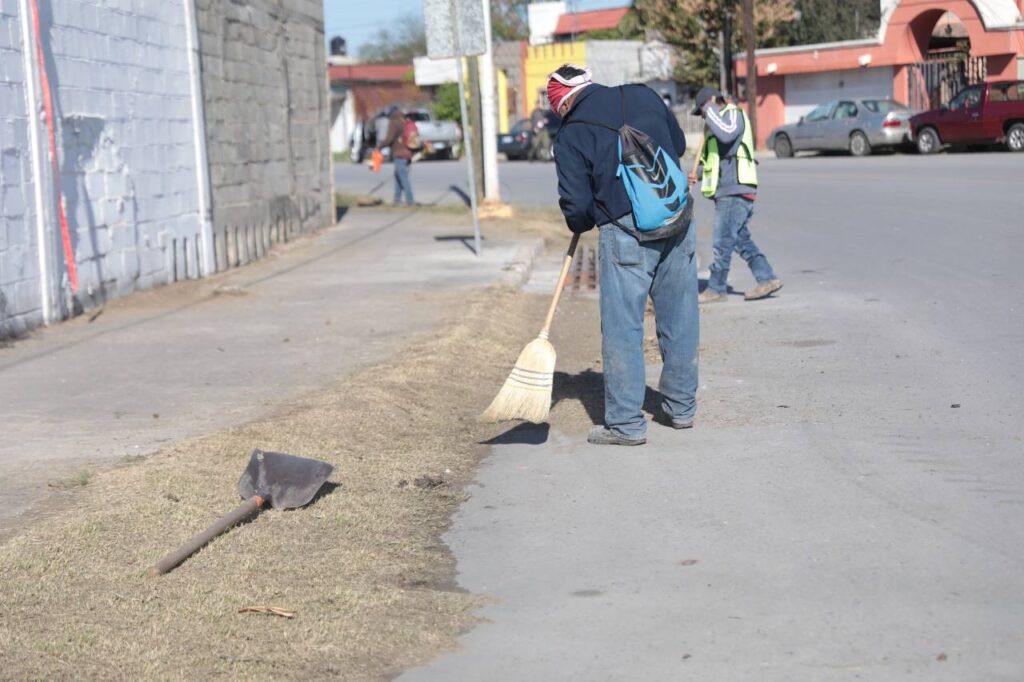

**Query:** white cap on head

left=547, top=65, right=593, bottom=113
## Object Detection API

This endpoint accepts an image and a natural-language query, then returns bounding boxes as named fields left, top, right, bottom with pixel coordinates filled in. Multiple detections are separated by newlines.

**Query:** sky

left=324, top=0, right=633, bottom=58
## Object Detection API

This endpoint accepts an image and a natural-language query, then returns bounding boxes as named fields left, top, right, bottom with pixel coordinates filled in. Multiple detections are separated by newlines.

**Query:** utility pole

left=467, top=56, right=485, bottom=204
left=742, top=0, right=757, bottom=146
left=479, top=0, right=500, bottom=201
left=721, top=8, right=734, bottom=97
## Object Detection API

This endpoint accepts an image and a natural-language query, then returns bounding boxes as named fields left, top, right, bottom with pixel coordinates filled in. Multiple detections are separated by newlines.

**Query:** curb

left=497, top=238, right=545, bottom=290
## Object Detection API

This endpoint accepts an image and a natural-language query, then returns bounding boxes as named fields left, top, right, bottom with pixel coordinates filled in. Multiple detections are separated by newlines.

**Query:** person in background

left=689, top=87, right=782, bottom=303
left=529, top=93, right=552, bottom=162
left=377, top=106, right=415, bottom=206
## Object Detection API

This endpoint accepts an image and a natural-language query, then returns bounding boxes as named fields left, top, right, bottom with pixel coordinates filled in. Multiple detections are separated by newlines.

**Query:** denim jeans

left=598, top=219, right=699, bottom=439
left=393, top=158, right=415, bottom=205
left=707, top=195, right=776, bottom=295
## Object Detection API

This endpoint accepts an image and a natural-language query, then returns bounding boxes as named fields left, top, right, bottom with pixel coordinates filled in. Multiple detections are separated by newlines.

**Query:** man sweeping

left=689, top=87, right=782, bottom=303
left=549, top=65, right=698, bottom=446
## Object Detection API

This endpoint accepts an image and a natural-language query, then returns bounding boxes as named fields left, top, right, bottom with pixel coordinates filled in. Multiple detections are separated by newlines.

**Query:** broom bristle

left=479, top=336, right=556, bottom=423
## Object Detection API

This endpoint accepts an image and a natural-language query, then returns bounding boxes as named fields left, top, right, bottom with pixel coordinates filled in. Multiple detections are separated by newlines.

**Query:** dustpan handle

left=149, top=495, right=265, bottom=576
left=540, top=233, right=580, bottom=338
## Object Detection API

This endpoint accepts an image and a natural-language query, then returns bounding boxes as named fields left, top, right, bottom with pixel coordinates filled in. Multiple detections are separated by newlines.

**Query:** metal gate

left=908, top=55, right=987, bottom=111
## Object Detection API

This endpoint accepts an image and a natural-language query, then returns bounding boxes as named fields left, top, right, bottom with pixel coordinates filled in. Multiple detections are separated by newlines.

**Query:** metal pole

left=450, top=0, right=482, bottom=256
left=742, top=0, right=758, bottom=147
left=183, top=0, right=216, bottom=276
left=18, top=0, right=55, bottom=323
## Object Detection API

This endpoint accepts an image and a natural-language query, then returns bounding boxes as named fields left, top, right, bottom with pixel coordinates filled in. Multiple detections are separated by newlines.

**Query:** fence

left=908, top=55, right=987, bottom=111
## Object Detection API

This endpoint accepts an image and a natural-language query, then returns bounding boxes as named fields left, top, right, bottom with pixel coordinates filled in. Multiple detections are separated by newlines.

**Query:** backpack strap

left=561, top=119, right=618, bottom=132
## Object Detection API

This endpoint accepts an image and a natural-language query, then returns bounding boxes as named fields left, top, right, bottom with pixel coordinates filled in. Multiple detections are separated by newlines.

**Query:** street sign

left=424, top=0, right=486, bottom=58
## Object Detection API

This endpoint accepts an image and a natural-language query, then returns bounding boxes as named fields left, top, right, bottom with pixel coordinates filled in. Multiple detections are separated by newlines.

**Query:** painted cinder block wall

left=1, top=0, right=203, bottom=335
left=0, top=0, right=332, bottom=338
left=0, top=4, right=41, bottom=337
left=194, top=0, right=332, bottom=271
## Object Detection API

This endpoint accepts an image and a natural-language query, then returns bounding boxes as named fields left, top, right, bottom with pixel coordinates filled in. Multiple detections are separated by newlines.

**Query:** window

left=990, top=85, right=1008, bottom=103
left=805, top=102, right=835, bottom=122
left=863, top=100, right=909, bottom=114
left=834, top=101, right=858, bottom=119
left=949, top=86, right=983, bottom=110
left=512, top=120, right=530, bottom=134
left=405, top=111, right=430, bottom=122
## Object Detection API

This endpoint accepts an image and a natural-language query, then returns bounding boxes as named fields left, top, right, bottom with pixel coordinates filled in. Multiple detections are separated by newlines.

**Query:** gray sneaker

left=698, top=289, right=727, bottom=304
left=670, top=418, right=693, bottom=430
left=587, top=426, right=646, bottom=446
left=744, top=279, right=783, bottom=301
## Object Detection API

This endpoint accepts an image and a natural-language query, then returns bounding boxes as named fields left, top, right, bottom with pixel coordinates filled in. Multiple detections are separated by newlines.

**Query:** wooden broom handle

left=539, top=233, right=580, bottom=338
left=691, top=131, right=704, bottom=177
left=149, top=495, right=265, bottom=576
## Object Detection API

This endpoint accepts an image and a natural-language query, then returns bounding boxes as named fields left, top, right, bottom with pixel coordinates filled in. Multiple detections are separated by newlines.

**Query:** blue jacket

left=554, top=84, right=687, bottom=234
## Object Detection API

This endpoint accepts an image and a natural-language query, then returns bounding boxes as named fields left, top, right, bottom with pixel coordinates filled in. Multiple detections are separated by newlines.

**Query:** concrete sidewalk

left=0, top=208, right=539, bottom=537
left=401, top=273, right=1024, bottom=680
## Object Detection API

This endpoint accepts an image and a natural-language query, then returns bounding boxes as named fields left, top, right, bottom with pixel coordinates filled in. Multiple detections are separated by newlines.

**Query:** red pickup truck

left=911, top=80, right=1024, bottom=153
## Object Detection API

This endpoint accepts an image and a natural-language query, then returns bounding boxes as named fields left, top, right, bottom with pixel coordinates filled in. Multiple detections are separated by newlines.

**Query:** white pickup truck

left=406, top=109, right=462, bottom=159
left=366, top=109, right=462, bottom=161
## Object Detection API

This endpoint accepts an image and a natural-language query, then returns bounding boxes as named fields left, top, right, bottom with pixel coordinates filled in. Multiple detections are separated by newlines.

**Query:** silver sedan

left=768, top=99, right=913, bottom=158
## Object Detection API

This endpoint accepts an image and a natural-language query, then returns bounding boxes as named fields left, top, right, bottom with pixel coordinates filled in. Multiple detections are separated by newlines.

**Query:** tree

left=778, top=0, right=880, bottom=45
left=636, top=0, right=794, bottom=86
left=432, top=82, right=462, bottom=122
left=491, top=0, right=529, bottom=41
left=358, top=13, right=427, bottom=63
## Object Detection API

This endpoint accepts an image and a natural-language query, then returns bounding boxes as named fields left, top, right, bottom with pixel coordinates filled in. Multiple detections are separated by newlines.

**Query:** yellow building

left=523, top=42, right=585, bottom=117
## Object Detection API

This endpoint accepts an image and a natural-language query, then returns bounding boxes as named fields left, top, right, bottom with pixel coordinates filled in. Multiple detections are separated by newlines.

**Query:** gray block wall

left=195, top=0, right=332, bottom=270
left=0, top=3, right=38, bottom=337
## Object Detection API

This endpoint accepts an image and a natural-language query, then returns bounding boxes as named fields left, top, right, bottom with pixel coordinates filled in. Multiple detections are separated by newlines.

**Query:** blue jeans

left=393, top=158, right=414, bottom=205
left=707, top=195, right=776, bottom=295
left=599, top=220, right=699, bottom=439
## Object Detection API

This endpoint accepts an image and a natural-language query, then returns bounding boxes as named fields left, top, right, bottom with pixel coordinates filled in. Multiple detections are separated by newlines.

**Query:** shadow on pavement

left=552, top=369, right=670, bottom=426
left=435, top=235, right=484, bottom=254
left=448, top=185, right=471, bottom=207
left=481, top=422, right=551, bottom=445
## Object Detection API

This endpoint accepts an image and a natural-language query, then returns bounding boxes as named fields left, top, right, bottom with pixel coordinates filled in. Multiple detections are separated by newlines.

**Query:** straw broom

left=480, top=234, right=580, bottom=423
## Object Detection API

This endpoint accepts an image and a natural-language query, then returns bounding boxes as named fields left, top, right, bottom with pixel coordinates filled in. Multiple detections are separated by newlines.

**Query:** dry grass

left=0, top=285, right=550, bottom=680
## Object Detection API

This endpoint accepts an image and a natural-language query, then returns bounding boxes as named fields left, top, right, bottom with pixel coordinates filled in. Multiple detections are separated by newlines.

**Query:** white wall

left=784, top=67, right=894, bottom=122
left=587, top=41, right=643, bottom=86
left=1, top=0, right=203, bottom=333
left=0, top=3, right=41, bottom=336
left=528, top=2, right=566, bottom=46
left=414, top=56, right=458, bottom=86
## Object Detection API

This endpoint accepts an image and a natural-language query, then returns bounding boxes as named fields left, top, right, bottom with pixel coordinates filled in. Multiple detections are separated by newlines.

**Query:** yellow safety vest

left=700, top=104, right=758, bottom=198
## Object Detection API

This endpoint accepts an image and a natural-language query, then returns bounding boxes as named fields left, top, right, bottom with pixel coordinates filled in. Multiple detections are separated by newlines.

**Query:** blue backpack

left=564, top=86, right=690, bottom=238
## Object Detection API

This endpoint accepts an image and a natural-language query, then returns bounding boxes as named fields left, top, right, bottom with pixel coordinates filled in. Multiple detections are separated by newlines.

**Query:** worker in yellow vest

left=688, top=87, right=782, bottom=303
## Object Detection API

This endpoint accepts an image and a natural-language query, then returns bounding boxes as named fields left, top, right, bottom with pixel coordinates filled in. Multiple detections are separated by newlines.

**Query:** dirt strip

left=0, top=280, right=574, bottom=680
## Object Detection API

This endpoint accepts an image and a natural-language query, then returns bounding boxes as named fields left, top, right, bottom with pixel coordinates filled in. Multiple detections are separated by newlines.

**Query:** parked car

left=910, top=81, right=1024, bottom=153
left=498, top=119, right=532, bottom=160
left=498, top=112, right=561, bottom=161
left=768, top=98, right=912, bottom=158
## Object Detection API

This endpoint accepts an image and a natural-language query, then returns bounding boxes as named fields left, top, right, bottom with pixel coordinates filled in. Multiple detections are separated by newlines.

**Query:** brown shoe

left=698, top=289, right=727, bottom=304
left=744, top=279, right=783, bottom=301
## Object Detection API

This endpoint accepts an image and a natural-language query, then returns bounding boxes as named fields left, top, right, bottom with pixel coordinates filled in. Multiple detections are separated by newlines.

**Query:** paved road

left=0, top=210, right=536, bottom=538
left=335, top=158, right=559, bottom=207
left=401, top=153, right=1024, bottom=680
